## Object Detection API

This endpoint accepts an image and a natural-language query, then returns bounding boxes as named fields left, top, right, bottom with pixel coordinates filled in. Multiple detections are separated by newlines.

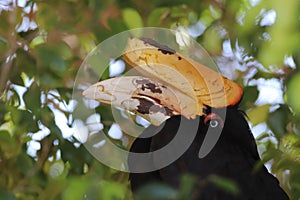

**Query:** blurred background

left=0, top=0, right=300, bottom=199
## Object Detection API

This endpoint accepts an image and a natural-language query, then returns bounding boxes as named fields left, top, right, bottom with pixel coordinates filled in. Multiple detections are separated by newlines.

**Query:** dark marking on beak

left=133, top=97, right=174, bottom=116
left=133, top=97, right=155, bottom=115
left=140, top=37, right=176, bottom=55
left=135, top=79, right=163, bottom=94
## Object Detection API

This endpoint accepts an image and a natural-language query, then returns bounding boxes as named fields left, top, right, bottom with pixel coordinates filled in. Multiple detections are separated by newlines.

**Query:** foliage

left=0, top=0, right=300, bottom=199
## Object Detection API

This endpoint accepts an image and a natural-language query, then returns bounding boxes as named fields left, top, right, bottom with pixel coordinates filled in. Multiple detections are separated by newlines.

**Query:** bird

left=83, top=37, right=289, bottom=199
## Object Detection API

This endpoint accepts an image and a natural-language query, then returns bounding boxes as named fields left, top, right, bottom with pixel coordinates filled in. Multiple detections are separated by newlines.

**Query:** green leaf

left=147, top=7, right=170, bottom=26
left=177, top=174, right=196, bottom=199
left=57, top=88, right=73, bottom=104
left=258, top=0, right=298, bottom=68
left=170, top=6, right=188, bottom=18
left=17, top=152, right=34, bottom=176
left=9, top=107, right=39, bottom=133
left=267, top=105, right=291, bottom=137
left=39, top=107, right=54, bottom=127
left=200, top=8, right=215, bottom=27
left=30, top=35, right=46, bottom=48
left=122, top=8, right=143, bottom=29
left=0, top=36, right=8, bottom=57
left=99, top=180, right=126, bottom=200
left=0, top=189, right=16, bottom=200
left=49, top=123, right=63, bottom=141
left=279, top=134, right=300, bottom=161
left=56, top=43, right=73, bottom=60
left=23, top=82, right=41, bottom=113
left=39, top=73, right=63, bottom=89
left=60, top=140, right=93, bottom=174
left=36, top=3, right=60, bottom=31
left=95, top=104, right=114, bottom=122
left=9, top=48, right=37, bottom=86
left=247, top=104, right=270, bottom=126
left=39, top=107, right=63, bottom=140
left=286, top=71, right=300, bottom=119
left=0, top=101, right=6, bottom=123
left=202, top=26, right=222, bottom=55
left=290, top=163, right=300, bottom=200
left=62, top=178, right=91, bottom=200
left=135, top=183, right=177, bottom=200
left=240, top=86, right=259, bottom=110
left=208, top=175, right=240, bottom=195
left=35, top=44, right=67, bottom=77
left=0, top=11, right=10, bottom=37
left=13, top=48, right=36, bottom=79
left=7, top=88, right=21, bottom=107
left=0, top=130, right=19, bottom=159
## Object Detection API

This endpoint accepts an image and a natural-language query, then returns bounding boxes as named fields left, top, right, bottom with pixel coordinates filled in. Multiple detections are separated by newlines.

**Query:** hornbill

left=83, top=38, right=289, bottom=199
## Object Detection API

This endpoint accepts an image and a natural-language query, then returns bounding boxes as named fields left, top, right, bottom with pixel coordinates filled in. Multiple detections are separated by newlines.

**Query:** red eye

left=204, top=113, right=224, bottom=128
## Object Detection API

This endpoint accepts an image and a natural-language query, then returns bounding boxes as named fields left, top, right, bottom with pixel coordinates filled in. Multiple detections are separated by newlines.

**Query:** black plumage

left=129, top=106, right=289, bottom=200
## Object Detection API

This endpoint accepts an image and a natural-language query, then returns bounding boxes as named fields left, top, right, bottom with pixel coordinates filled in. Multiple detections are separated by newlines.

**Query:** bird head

left=83, top=37, right=243, bottom=126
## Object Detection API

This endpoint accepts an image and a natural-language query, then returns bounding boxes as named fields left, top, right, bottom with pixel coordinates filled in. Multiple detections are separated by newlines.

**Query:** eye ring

left=204, top=113, right=224, bottom=128
left=209, top=119, right=219, bottom=128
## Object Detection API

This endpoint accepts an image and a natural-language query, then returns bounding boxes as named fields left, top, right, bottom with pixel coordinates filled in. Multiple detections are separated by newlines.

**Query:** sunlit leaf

left=99, top=180, right=126, bottom=200
left=247, top=104, right=270, bottom=126
left=62, top=178, right=91, bottom=200
left=30, top=35, right=46, bottom=48
left=202, top=26, right=222, bottom=55
left=279, top=134, right=300, bottom=161
left=286, top=71, right=300, bottom=119
left=147, top=7, right=170, bottom=26
left=122, top=8, right=143, bottom=29
left=258, top=0, right=298, bottom=68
